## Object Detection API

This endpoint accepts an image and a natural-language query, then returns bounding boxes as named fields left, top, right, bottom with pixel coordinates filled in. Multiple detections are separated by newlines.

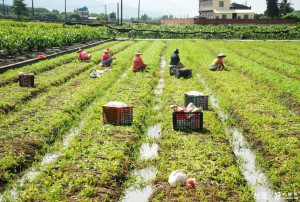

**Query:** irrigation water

left=197, top=73, right=282, bottom=202
left=121, top=57, right=166, bottom=202
left=0, top=66, right=132, bottom=201
left=0, top=120, right=85, bottom=201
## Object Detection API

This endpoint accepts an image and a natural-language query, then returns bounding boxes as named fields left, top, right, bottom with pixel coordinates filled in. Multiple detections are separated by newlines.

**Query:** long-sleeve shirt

left=210, top=57, right=224, bottom=68
left=78, top=51, right=91, bottom=60
left=102, top=52, right=111, bottom=61
left=170, top=53, right=180, bottom=65
left=132, top=55, right=145, bottom=70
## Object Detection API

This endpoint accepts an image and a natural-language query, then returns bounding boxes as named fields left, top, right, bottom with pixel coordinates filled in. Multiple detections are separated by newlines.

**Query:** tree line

left=0, top=0, right=117, bottom=22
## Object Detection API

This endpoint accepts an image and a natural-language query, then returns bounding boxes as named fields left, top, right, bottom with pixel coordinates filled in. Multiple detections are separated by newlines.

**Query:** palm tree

left=279, top=0, right=294, bottom=16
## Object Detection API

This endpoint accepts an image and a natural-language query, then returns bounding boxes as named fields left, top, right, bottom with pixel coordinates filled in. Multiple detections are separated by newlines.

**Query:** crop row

left=0, top=40, right=151, bottom=189
left=2, top=40, right=166, bottom=201
left=191, top=41, right=299, bottom=193
left=1, top=20, right=300, bottom=53
left=142, top=40, right=253, bottom=201
left=219, top=41, right=300, bottom=79
left=0, top=40, right=134, bottom=114
left=0, top=21, right=110, bottom=52
left=202, top=41, right=300, bottom=107
left=0, top=41, right=119, bottom=87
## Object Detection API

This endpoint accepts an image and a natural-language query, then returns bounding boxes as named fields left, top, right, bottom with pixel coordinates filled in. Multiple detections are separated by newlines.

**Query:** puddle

left=139, top=143, right=158, bottom=159
left=197, top=73, right=281, bottom=202
left=132, top=167, right=157, bottom=183
left=160, top=57, right=166, bottom=68
left=0, top=121, right=84, bottom=201
left=156, top=84, right=164, bottom=89
left=155, top=97, right=161, bottom=102
left=63, top=120, right=84, bottom=148
left=147, top=124, right=161, bottom=139
left=121, top=185, right=154, bottom=202
left=153, top=105, right=161, bottom=110
left=154, top=89, right=163, bottom=95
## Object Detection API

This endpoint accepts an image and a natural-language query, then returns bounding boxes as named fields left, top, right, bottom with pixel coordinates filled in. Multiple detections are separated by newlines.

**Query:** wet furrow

left=197, top=73, right=282, bottom=202
left=121, top=57, right=166, bottom=202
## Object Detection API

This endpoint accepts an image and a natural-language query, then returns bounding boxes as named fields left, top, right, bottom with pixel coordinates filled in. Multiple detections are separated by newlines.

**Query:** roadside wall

left=161, top=18, right=299, bottom=25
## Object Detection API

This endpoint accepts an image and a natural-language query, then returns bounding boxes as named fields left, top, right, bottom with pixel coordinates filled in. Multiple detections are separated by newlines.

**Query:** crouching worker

left=170, top=49, right=184, bottom=67
left=209, top=53, right=226, bottom=71
left=132, top=51, right=147, bottom=72
left=78, top=48, right=92, bottom=61
left=101, top=48, right=116, bottom=67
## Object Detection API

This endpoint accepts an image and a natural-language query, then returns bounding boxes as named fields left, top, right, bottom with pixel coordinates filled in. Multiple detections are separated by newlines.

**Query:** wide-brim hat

left=103, top=48, right=112, bottom=53
left=77, top=48, right=83, bottom=53
left=217, top=53, right=226, bottom=58
left=135, top=51, right=143, bottom=55
left=174, top=49, right=179, bottom=54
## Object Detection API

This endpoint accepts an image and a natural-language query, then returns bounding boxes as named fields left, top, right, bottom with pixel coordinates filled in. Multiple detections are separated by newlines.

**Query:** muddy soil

left=0, top=39, right=108, bottom=67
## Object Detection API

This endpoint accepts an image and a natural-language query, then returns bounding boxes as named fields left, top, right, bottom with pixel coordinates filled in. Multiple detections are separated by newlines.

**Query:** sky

left=4, top=0, right=300, bottom=18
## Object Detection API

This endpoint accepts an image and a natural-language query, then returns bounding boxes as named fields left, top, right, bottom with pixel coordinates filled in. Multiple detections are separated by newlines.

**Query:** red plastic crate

left=173, top=111, right=203, bottom=131
left=102, top=106, right=134, bottom=125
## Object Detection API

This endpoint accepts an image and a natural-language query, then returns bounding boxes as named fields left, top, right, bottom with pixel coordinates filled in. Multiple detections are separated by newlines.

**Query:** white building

left=199, top=0, right=255, bottom=19
left=74, top=6, right=89, bottom=18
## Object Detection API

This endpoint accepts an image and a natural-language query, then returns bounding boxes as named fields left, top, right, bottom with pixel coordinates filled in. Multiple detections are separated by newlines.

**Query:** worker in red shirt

left=209, top=53, right=226, bottom=71
left=101, top=48, right=116, bottom=67
left=132, top=51, right=147, bottom=72
left=77, top=48, right=92, bottom=61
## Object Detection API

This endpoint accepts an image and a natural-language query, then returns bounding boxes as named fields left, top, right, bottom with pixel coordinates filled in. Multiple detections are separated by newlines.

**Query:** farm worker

left=132, top=51, right=147, bottom=72
left=101, top=48, right=116, bottom=67
left=209, top=53, right=226, bottom=71
left=170, top=49, right=184, bottom=67
left=77, top=48, right=92, bottom=61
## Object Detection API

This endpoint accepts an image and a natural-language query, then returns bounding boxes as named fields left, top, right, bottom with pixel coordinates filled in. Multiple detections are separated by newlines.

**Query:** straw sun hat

left=135, top=51, right=143, bottom=55
left=103, top=48, right=112, bottom=53
left=77, top=48, right=83, bottom=53
left=217, top=53, right=226, bottom=58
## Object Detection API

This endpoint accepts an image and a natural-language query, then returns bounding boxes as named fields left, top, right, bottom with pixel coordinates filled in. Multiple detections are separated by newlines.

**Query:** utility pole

left=120, top=0, right=123, bottom=26
left=2, top=0, right=5, bottom=17
left=117, top=3, right=119, bottom=25
left=102, top=5, right=107, bottom=22
left=138, top=0, right=140, bottom=21
left=31, top=0, right=34, bottom=20
left=63, top=0, right=66, bottom=27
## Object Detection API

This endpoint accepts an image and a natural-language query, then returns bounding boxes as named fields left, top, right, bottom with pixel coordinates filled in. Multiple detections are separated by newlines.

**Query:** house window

left=216, top=16, right=219, bottom=19
left=219, top=1, right=224, bottom=7
left=244, top=14, right=249, bottom=19
left=222, top=14, right=227, bottom=19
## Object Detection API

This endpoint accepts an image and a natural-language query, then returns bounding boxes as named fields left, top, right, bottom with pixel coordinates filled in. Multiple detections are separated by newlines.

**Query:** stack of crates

left=172, top=91, right=208, bottom=131
left=172, top=111, right=203, bottom=131
left=102, top=105, right=134, bottom=125
left=19, top=72, right=34, bottom=87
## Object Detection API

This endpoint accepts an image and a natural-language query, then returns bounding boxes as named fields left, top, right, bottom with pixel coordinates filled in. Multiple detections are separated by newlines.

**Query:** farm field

left=0, top=39, right=299, bottom=201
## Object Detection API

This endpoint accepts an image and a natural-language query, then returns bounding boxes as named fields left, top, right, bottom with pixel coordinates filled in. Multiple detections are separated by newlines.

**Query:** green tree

left=109, top=12, right=116, bottom=21
left=265, top=0, right=280, bottom=17
left=97, top=13, right=108, bottom=21
left=161, top=15, right=168, bottom=19
left=279, top=0, right=294, bottom=16
left=68, top=13, right=81, bottom=21
left=52, top=9, right=60, bottom=15
left=141, top=13, right=148, bottom=21
left=11, top=0, right=28, bottom=19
